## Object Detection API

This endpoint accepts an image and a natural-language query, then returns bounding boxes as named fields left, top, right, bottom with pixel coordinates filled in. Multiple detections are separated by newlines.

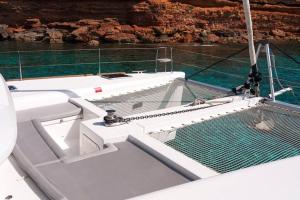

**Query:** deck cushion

left=15, top=121, right=59, bottom=165
left=13, top=145, right=65, bottom=200
left=37, top=141, right=189, bottom=200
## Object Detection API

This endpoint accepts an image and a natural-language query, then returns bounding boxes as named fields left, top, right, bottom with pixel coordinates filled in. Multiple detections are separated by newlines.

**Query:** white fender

left=0, top=74, right=17, bottom=165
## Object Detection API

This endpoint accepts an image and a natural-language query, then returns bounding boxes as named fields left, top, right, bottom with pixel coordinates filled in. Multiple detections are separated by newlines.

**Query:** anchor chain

left=122, top=104, right=217, bottom=123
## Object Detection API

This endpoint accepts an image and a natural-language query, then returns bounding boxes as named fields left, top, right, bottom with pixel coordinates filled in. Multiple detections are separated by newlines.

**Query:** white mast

left=242, top=0, right=256, bottom=66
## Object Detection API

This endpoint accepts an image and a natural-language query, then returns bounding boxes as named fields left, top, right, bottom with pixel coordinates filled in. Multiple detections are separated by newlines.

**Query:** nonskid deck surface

left=91, top=78, right=229, bottom=117
left=13, top=102, right=190, bottom=200
left=164, top=103, right=300, bottom=173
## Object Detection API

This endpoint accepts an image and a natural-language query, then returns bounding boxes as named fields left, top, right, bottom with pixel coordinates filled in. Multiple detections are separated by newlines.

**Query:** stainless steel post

left=164, top=47, right=167, bottom=72
left=255, top=43, right=262, bottom=60
left=170, top=47, right=174, bottom=72
left=17, top=51, right=23, bottom=80
left=98, top=48, right=101, bottom=75
left=265, top=43, right=275, bottom=101
left=155, top=48, right=158, bottom=72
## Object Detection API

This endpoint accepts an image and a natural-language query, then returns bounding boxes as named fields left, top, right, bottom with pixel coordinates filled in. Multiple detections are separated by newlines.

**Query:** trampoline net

left=164, top=104, right=300, bottom=173
left=91, top=78, right=228, bottom=117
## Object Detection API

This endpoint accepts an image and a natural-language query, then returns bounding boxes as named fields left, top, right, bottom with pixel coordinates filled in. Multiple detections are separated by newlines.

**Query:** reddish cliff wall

left=0, top=0, right=145, bottom=25
left=0, top=0, right=299, bottom=44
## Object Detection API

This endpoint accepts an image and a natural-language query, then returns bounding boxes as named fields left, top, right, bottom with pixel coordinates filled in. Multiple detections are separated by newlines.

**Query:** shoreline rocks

left=0, top=0, right=299, bottom=45
left=46, top=29, right=64, bottom=44
left=0, top=24, right=9, bottom=40
left=1, top=16, right=298, bottom=45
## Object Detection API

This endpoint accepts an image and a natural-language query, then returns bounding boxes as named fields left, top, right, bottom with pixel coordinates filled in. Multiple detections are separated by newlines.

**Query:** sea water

left=0, top=41, right=299, bottom=105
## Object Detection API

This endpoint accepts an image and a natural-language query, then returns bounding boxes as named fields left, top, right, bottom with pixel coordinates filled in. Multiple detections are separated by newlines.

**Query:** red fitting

left=94, top=87, right=102, bottom=93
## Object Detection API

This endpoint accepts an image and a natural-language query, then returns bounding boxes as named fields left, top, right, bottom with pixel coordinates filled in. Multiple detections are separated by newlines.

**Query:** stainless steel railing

left=0, top=46, right=174, bottom=80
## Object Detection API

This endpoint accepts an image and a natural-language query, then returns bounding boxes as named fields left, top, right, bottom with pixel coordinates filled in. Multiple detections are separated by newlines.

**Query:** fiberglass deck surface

left=165, top=104, right=300, bottom=173
left=92, top=78, right=228, bottom=117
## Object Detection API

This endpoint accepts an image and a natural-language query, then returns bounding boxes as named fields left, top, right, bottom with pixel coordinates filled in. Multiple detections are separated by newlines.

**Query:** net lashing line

left=92, top=78, right=229, bottom=117
left=164, top=104, right=300, bottom=173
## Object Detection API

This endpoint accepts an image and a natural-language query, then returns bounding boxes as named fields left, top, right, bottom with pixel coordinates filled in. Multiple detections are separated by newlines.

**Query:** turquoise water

left=0, top=41, right=299, bottom=105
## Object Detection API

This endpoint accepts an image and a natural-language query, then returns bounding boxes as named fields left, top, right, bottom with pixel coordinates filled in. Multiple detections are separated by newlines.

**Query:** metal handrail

left=0, top=47, right=174, bottom=80
left=155, top=47, right=173, bottom=72
left=0, top=60, right=158, bottom=69
left=0, top=47, right=160, bottom=54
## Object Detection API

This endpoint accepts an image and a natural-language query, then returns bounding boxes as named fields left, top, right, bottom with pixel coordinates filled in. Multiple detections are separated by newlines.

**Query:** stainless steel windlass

left=103, top=110, right=124, bottom=126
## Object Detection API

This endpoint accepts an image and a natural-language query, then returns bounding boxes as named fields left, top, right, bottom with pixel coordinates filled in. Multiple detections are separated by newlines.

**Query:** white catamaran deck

left=1, top=70, right=300, bottom=200
left=8, top=72, right=184, bottom=111
left=1, top=0, right=300, bottom=198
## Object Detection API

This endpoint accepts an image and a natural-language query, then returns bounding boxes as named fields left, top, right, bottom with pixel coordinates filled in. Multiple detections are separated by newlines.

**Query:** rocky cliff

left=0, top=0, right=299, bottom=45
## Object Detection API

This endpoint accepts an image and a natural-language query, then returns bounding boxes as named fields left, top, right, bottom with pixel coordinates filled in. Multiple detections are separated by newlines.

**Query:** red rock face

left=0, top=0, right=299, bottom=44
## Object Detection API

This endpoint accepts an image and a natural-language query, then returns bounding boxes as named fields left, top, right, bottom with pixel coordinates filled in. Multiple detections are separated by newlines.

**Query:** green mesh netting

left=91, top=78, right=228, bottom=117
left=165, top=104, right=300, bottom=173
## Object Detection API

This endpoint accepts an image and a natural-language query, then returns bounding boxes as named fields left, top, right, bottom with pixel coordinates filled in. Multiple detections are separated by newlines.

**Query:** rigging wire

left=276, top=66, right=300, bottom=72
left=272, top=59, right=285, bottom=90
left=263, top=76, right=300, bottom=87
left=0, top=47, right=159, bottom=54
left=270, top=43, right=300, bottom=65
left=271, top=61, right=298, bottom=99
left=0, top=60, right=157, bottom=69
left=185, top=46, right=249, bottom=80
left=174, top=48, right=249, bottom=64
left=175, top=62, right=246, bottom=79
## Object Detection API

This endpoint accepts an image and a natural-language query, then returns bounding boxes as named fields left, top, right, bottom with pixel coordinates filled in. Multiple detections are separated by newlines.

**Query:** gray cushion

left=17, top=102, right=82, bottom=122
left=37, top=141, right=189, bottom=200
left=13, top=145, right=65, bottom=200
left=15, top=121, right=59, bottom=165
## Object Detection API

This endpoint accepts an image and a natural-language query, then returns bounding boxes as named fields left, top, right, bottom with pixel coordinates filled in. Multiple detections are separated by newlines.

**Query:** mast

left=241, top=0, right=262, bottom=97
left=242, top=0, right=256, bottom=66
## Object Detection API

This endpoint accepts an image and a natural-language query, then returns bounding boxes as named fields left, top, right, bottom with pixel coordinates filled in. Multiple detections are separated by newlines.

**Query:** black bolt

left=5, top=195, right=13, bottom=200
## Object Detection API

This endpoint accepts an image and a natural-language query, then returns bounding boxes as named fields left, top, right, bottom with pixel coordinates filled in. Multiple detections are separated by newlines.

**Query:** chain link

left=122, top=104, right=218, bottom=123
